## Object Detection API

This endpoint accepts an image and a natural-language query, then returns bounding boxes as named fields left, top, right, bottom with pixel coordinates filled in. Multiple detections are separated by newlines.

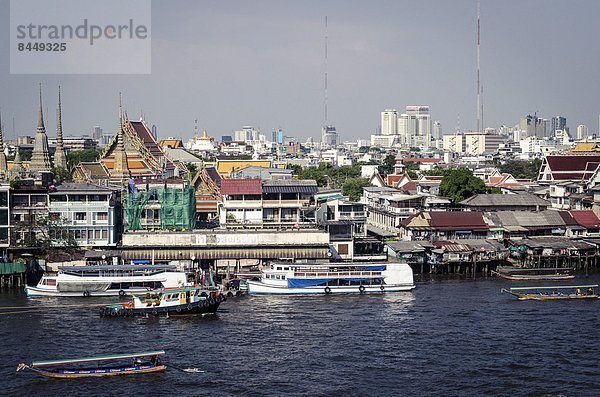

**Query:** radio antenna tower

left=324, top=16, right=328, bottom=126
left=476, top=0, right=481, bottom=132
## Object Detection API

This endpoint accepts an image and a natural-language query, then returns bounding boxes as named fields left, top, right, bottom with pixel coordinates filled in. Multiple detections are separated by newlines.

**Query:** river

left=2, top=275, right=600, bottom=396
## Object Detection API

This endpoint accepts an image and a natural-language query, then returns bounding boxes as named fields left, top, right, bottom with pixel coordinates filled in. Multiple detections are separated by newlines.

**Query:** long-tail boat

left=501, top=285, right=599, bottom=301
left=16, top=351, right=166, bottom=379
left=491, top=267, right=574, bottom=281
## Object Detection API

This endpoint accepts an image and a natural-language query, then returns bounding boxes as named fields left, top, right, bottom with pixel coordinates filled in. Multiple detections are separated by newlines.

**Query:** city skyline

left=1, top=0, right=600, bottom=142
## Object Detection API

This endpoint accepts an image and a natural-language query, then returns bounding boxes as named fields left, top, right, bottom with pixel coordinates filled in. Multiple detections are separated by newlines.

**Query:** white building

left=464, top=132, right=504, bottom=156
left=398, top=105, right=431, bottom=148
left=370, top=134, right=396, bottom=148
left=321, top=125, right=338, bottom=148
left=48, top=183, right=121, bottom=247
left=442, top=134, right=465, bottom=153
left=433, top=121, right=442, bottom=141
left=577, top=124, right=589, bottom=140
left=381, top=109, right=398, bottom=136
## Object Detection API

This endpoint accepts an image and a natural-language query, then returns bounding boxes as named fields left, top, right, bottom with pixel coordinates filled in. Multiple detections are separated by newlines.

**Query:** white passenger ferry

left=25, top=265, right=187, bottom=297
left=246, top=262, right=415, bottom=295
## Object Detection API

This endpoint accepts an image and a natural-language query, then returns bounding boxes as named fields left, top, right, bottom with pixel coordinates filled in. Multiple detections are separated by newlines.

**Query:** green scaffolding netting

left=125, top=187, right=196, bottom=231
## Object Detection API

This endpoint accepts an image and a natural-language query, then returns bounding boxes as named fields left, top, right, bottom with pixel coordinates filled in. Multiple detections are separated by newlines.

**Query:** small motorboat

left=100, top=285, right=226, bottom=317
left=501, top=284, right=599, bottom=301
left=16, top=351, right=166, bottom=379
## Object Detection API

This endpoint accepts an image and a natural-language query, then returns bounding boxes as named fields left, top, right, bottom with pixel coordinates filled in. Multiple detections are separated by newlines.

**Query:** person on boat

left=576, top=288, right=581, bottom=296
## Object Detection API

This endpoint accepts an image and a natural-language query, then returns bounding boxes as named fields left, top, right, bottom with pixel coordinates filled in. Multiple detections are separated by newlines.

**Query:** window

left=75, top=212, right=87, bottom=221
left=0, top=191, right=7, bottom=207
left=338, top=244, right=349, bottom=255
left=97, top=212, right=108, bottom=221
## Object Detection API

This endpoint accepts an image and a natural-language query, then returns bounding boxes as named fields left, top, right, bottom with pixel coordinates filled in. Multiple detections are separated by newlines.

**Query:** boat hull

left=247, top=281, right=415, bottom=295
left=29, top=364, right=166, bottom=379
left=491, top=270, right=574, bottom=281
left=25, top=286, right=153, bottom=297
left=100, top=295, right=226, bottom=317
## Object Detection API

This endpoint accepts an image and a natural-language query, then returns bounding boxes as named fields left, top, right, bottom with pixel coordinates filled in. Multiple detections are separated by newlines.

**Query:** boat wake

left=182, top=368, right=205, bottom=373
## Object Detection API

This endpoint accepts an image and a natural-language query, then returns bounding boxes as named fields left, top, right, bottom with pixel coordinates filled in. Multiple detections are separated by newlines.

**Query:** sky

left=1, top=0, right=600, bottom=143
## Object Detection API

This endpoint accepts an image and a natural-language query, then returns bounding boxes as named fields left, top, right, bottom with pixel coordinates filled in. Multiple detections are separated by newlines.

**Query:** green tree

left=67, top=149, right=102, bottom=169
left=185, top=162, right=198, bottom=181
left=52, top=167, right=73, bottom=183
left=342, top=178, right=371, bottom=201
left=379, top=154, right=396, bottom=176
left=499, top=159, right=542, bottom=180
left=440, top=168, right=489, bottom=204
left=404, top=161, right=420, bottom=179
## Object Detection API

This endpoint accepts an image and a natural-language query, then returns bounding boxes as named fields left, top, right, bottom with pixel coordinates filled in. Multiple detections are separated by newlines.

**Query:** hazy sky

left=1, top=0, right=600, bottom=142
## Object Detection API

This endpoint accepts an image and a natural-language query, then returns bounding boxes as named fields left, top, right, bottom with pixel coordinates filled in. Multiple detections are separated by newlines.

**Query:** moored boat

left=25, top=265, right=187, bottom=297
left=16, top=351, right=166, bottom=379
left=501, top=284, right=599, bottom=300
left=100, top=285, right=226, bottom=317
left=246, top=262, right=415, bottom=295
left=492, top=267, right=574, bottom=281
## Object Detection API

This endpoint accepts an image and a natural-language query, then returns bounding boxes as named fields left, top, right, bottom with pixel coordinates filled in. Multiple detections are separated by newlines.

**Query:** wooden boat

left=100, top=285, right=225, bottom=317
left=491, top=267, right=574, bottom=281
left=16, top=351, right=166, bottom=379
left=501, top=284, right=599, bottom=301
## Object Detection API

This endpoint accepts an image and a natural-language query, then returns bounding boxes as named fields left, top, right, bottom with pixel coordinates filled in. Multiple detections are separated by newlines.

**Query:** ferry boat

left=17, top=351, right=166, bottom=379
left=25, top=265, right=187, bottom=297
left=246, top=262, right=415, bottom=295
left=501, top=284, right=599, bottom=301
left=100, top=285, right=226, bottom=317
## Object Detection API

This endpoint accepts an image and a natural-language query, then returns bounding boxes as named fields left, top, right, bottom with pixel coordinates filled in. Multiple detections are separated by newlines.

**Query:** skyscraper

left=551, top=116, right=567, bottom=135
left=381, top=109, right=398, bottom=136
left=433, top=121, right=442, bottom=141
left=321, top=125, right=338, bottom=148
left=398, top=106, right=431, bottom=148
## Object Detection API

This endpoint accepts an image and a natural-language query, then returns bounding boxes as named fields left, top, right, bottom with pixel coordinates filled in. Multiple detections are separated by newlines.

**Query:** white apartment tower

left=577, top=124, right=589, bottom=140
left=433, top=121, right=442, bottom=141
left=381, top=109, right=398, bottom=136
left=398, top=105, right=431, bottom=148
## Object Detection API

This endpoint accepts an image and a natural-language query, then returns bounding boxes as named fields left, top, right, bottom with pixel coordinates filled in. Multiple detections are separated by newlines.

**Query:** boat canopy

left=31, top=351, right=165, bottom=367
left=508, top=284, right=598, bottom=291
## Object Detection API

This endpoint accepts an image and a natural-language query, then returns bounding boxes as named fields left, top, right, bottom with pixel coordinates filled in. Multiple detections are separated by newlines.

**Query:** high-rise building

left=321, top=125, right=338, bottom=148
left=577, top=124, right=589, bottom=140
left=398, top=106, right=431, bottom=148
left=92, top=126, right=103, bottom=141
left=433, top=121, right=442, bottom=141
left=381, top=109, right=398, bottom=136
left=519, top=114, right=546, bottom=139
left=551, top=116, right=567, bottom=135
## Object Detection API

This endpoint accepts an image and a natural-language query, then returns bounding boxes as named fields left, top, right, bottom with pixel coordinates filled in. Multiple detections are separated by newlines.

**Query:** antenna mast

left=476, top=0, right=481, bottom=132
left=324, top=16, right=328, bottom=126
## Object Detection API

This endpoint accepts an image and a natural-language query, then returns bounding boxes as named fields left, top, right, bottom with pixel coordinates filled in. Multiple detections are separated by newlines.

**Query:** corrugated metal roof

left=262, top=180, right=318, bottom=194
left=220, top=178, right=262, bottom=195
left=569, top=210, right=600, bottom=228
left=461, top=193, right=549, bottom=207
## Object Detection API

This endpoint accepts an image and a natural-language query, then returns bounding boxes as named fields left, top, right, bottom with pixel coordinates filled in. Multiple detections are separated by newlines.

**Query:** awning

left=121, top=246, right=329, bottom=260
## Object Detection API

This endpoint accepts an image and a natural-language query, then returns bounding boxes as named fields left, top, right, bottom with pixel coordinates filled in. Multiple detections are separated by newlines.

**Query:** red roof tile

left=220, top=178, right=262, bottom=195
left=403, top=157, right=441, bottom=163
left=546, top=155, right=600, bottom=171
